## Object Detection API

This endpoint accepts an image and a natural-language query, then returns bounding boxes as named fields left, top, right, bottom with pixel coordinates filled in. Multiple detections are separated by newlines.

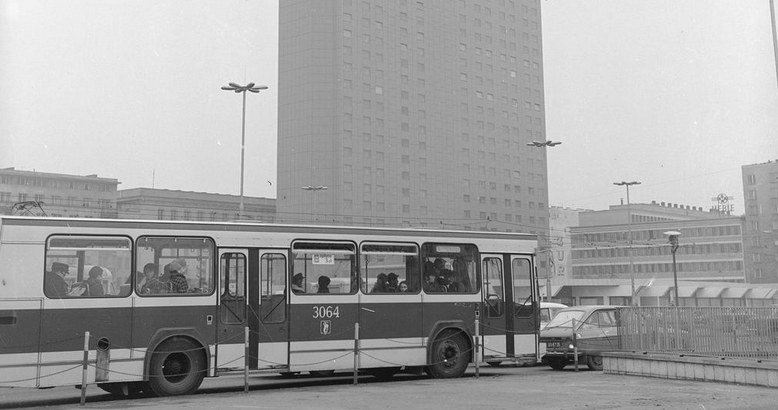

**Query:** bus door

left=216, top=249, right=289, bottom=371
left=481, top=254, right=510, bottom=361
left=509, top=256, right=539, bottom=358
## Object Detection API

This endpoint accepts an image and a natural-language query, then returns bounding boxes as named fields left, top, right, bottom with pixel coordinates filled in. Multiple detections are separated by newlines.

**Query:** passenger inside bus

left=168, top=261, right=189, bottom=293
left=386, top=272, right=399, bottom=292
left=84, top=266, right=105, bottom=297
left=139, top=263, right=166, bottom=294
left=292, top=273, right=305, bottom=293
left=44, top=262, right=70, bottom=297
left=371, top=273, right=388, bottom=293
left=317, top=275, right=331, bottom=293
left=398, top=280, right=409, bottom=292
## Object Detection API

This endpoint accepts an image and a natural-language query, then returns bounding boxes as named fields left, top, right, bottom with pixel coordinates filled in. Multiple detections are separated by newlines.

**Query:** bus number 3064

left=312, top=305, right=340, bottom=319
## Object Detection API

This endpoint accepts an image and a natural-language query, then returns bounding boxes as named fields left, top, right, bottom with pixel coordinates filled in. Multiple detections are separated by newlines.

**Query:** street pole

left=302, top=185, right=328, bottom=223
left=614, top=181, right=640, bottom=305
left=221, top=82, right=268, bottom=219
left=770, top=0, right=778, bottom=89
left=664, top=231, right=681, bottom=305
left=526, top=140, right=561, bottom=295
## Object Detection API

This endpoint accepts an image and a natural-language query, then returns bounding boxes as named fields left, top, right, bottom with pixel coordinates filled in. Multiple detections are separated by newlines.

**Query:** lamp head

left=664, top=230, right=681, bottom=246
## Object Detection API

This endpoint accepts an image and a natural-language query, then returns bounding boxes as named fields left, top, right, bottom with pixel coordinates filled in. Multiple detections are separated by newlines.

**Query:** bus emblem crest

left=320, top=320, right=331, bottom=335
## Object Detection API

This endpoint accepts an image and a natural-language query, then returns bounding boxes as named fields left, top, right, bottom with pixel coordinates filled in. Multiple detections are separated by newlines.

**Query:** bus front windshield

left=545, top=310, right=586, bottom=328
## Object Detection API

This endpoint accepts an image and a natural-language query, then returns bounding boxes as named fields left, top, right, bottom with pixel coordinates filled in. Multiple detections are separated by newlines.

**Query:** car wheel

left=547, top=358, right=567, bottom=370
left=486, top=360, right=502, bottom=367
left=586, top=355, right=603, bottom=371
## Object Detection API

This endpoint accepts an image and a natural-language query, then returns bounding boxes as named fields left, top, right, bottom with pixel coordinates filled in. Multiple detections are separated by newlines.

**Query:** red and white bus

left=0, top=216, right=539, bottom=396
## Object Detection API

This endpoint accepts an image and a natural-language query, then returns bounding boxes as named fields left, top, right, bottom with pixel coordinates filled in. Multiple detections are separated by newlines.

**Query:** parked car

left=540, top=302, right=569, bottom=329
left=539, top=305, right=621, bottom=370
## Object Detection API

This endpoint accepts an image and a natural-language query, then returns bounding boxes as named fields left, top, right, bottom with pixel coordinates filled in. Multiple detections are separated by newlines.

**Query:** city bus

left=0, top=216, right=539, bottom=397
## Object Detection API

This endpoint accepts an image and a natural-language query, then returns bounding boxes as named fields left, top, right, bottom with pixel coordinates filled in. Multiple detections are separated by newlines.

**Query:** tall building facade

left=277, top=0, right=550, bottom=235
left=742, top=160, right=778, bottom=283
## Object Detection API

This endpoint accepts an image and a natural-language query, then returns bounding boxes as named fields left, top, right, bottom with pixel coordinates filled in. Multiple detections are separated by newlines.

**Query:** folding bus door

left=216, top=249, right=289, bottom=372
left=509, top=256, right=539, bottom=359
left=480, top=254, right=511, bottom=362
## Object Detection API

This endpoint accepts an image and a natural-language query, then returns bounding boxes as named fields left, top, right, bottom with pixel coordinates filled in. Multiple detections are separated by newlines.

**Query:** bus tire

left=427, top=331, right=470, bottom=379
left=147, top=338, right=206, bottom=397
left=98, top=381, right=147, bottom=397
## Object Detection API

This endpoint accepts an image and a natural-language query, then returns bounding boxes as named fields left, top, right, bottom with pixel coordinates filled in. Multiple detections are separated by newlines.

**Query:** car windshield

left=545, top=309, right=587, bottom=328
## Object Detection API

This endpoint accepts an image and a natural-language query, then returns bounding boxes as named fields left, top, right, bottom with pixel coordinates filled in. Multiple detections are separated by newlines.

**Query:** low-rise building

left=0, top=167, right=119, bottom=218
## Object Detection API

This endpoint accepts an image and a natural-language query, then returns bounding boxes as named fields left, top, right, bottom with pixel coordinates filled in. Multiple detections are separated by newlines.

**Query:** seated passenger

left=292, top=273, right=306, bottom=293
left=371, top=273, right=388, bottom=293
left=139, top=263, right=165, bottom=294
left=168, top=261, right=189, bottom=293
left=317, top=275, right=331, bottom=294
left=398, top=281, right=409, bottom=292
left=85, top=266, right=105, bottom=297
left=386, top=272, right=399, bottom=292
left=424, top=271, right=444, bottom=293
left=44, top=262, right=70, bottom=297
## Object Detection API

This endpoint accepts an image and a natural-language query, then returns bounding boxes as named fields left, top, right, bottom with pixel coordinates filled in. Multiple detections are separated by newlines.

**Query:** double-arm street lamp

left=614, top=180, right=641, bottom=305
left=221, top=82, right=269, bottom=218
left=526, top=140, right=561, bottom=300
left=301, top=186, right=328, bottom=222
left=526, top=140, right=562, bottom=147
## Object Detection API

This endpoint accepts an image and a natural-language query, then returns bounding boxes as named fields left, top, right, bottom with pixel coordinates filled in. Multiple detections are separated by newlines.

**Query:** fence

left=618, top=306, right=778, bottom=360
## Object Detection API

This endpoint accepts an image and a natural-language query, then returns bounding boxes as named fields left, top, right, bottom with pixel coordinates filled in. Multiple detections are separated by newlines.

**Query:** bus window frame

left=291, top=240, right=357, bottom=295
left=44, top=234, right=133, bottom=299
left=135, top=235, right=217, bottom=297
left=420, top=242, right=481, bottom=294
left=359, top=241, right=420, bottom=295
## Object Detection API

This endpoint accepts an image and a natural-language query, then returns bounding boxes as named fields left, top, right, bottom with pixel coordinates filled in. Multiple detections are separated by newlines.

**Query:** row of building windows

left=573, top=243, right=743, bottom=259
left=0, top=175, right=114, bottom=192
left=0, top=192, right=113, bottom=208
left=573, top=225, right=743, bottom=245
left=573, top=261, right=744, bottom=277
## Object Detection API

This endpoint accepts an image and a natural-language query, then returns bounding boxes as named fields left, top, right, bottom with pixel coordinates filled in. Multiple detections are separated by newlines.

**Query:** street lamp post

left=301, top=185, right=328, bottom=222
left=664, top=231, right=681, bottom=305
left=526, top=140, right=561, bottom=300
left=221, top=82, right=269, bottom=218
left=614, top=181, right=641, bottom=305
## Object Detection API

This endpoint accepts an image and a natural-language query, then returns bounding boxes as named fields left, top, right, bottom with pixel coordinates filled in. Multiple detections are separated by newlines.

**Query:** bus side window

left=360, top=243, right=419, bottom=294
left=44, top=235, right=132, bottom=298
left=136, top=236, right=216, bottom=296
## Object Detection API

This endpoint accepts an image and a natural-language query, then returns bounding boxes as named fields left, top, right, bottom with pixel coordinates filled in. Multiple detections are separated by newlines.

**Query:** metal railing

left=619, top=306, right=778, bottom=360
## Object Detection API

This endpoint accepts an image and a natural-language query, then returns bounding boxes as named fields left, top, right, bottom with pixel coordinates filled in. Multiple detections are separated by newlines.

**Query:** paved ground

left=1, top=365, right=775, bottom=409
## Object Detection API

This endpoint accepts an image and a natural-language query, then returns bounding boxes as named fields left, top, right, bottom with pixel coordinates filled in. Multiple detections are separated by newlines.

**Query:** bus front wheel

left=147, top=338, right=206, bottom=397
left=427, top=331, right=470, bottom=379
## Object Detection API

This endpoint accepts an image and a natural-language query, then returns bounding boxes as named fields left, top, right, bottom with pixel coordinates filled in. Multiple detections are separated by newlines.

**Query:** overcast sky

left=1, top=0, right=776, bottom=214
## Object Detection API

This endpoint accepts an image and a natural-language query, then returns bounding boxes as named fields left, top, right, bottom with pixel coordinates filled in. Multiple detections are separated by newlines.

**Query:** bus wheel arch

left=145, top=335, right=207, bottom=397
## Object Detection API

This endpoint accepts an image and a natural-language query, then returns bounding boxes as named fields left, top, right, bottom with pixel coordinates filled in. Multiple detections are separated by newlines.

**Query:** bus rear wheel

left=427, top=331, right=470, bottom=379
left=98, top=381, right=147, bottom=397
left=147, top=338, right=206, bottom=397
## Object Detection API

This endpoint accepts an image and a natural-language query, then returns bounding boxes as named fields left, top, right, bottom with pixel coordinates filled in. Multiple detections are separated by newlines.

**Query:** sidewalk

left=1, top=365, right=775, bottom=409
